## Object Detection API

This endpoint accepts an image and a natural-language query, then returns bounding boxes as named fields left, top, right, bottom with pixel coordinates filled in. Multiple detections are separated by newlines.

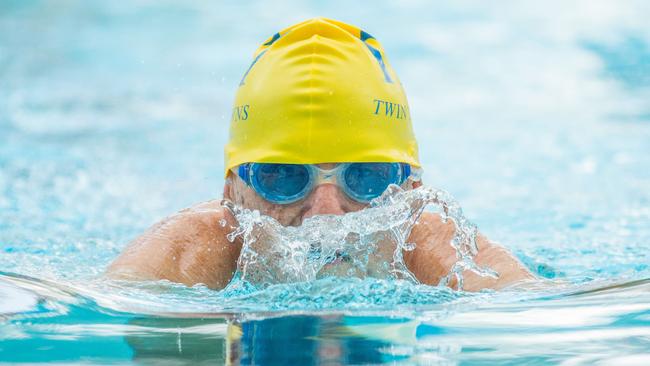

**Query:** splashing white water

left=222, top=185, right=498, bottom=291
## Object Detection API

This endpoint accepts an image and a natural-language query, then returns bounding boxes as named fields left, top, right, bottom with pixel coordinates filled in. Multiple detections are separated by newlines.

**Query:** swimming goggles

left=236, top=162, right=421, bottom=204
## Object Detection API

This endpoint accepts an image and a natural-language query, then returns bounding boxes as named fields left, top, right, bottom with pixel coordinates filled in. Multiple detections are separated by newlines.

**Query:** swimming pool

left=1, top=1, right=650, bottom=364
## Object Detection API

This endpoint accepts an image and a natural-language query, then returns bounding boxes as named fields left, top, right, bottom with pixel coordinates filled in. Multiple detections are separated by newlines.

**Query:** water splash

left=222, top=185, right=498, bottom=291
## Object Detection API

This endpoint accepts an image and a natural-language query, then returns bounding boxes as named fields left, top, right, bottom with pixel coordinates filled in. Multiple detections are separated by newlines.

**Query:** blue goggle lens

left=251, top=163, right=311, bottom=202
left=343, top=163, right=400, bottom=201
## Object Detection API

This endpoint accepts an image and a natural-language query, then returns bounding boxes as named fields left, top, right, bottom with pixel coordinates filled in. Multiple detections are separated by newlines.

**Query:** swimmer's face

left=224, top=163, right=421, bottom=226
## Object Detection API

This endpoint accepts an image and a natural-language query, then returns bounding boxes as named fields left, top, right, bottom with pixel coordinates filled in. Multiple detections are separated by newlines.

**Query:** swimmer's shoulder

left=107, top=199, right=241, bottom=289
left=407, top=211, right=536, bottom=290
left=177, top=199, right=236, bottom=233
left=154, top=199, right=239, bottom=241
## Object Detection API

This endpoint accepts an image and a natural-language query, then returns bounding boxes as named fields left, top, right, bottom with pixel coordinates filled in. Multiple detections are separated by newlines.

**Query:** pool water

left=1, top=1, right=650, bottom=364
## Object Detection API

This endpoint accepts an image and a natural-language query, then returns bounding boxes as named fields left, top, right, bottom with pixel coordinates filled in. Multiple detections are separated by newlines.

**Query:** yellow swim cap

left=224, top=17, right=420, bottom=177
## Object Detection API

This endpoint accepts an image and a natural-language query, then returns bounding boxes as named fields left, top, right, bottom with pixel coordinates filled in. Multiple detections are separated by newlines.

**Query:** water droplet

left=222, top=185, right=497, bottom=290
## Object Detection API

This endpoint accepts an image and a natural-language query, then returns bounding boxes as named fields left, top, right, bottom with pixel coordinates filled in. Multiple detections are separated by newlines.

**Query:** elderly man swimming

left=108, top=18, right=534, bottom=291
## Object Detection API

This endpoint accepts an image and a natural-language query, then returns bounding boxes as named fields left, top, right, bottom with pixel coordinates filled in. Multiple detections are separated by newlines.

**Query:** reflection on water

left=3, top=273, right=650, bottom=364
left=125, top=317, right=228, bottom=365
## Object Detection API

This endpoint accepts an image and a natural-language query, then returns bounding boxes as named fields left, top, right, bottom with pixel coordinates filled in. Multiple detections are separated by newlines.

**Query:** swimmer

left=107, top=18, right=535, bottom=291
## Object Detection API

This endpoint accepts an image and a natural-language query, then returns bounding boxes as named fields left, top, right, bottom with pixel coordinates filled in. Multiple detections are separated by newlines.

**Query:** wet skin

left=107, top=164, right=535, bottom=291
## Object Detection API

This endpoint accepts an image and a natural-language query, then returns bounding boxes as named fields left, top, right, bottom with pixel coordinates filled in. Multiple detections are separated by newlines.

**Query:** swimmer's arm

left=106, top=201, right=242, bottom=290
left=405, top=212, right=536, bottom=291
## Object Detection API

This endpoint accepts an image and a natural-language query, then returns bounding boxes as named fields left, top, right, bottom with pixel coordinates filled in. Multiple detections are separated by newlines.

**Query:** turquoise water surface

left=2, top=1, right=650, bottom=364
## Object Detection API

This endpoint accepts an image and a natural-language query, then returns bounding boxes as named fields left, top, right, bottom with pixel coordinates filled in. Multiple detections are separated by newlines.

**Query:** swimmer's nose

left=302, top=184, right=346, bottom=219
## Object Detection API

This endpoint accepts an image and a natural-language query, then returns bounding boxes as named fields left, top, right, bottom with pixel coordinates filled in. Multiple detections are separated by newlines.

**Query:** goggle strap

left=401, top=163, right=411, bottom=184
